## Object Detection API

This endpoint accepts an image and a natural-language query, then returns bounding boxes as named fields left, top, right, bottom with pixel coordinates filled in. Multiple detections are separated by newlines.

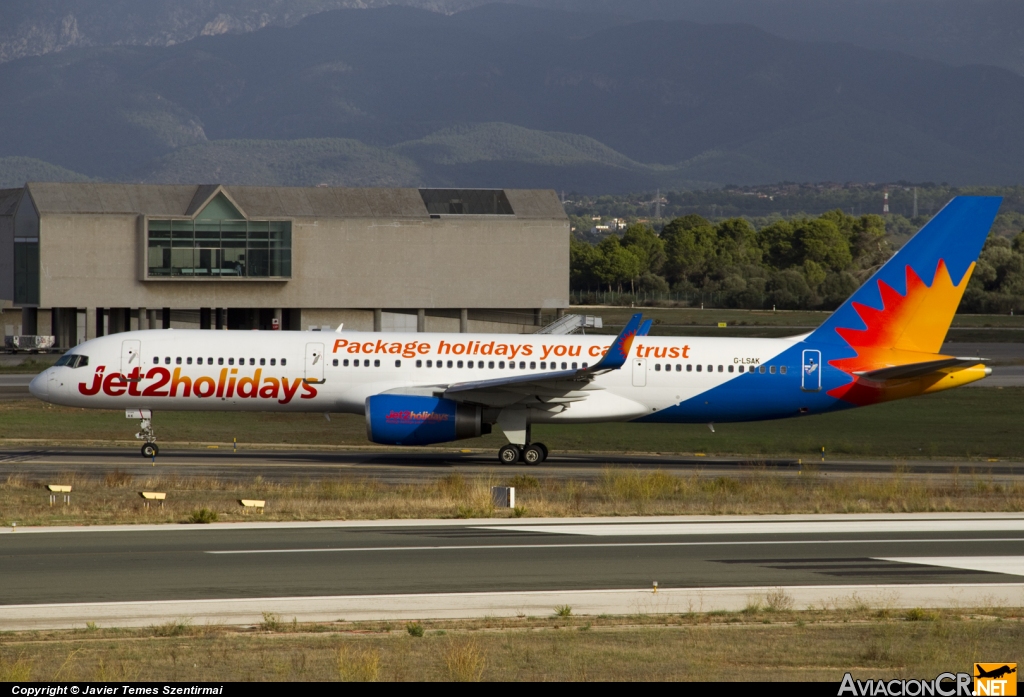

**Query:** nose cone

left=29, top=370, right=49, bottom=399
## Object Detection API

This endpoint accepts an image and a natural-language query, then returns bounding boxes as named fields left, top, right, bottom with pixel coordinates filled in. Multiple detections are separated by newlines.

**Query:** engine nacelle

left=365, top=394, right=489, bottom=446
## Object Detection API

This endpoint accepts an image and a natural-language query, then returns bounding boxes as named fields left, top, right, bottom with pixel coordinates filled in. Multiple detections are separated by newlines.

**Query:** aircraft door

left=305, top=342, right=325, bottom=384
left=801, top=349, right=821, bottom=391
left=121, top=340, right=141, bottom=377
left=632, top=358, right=647, bottom=387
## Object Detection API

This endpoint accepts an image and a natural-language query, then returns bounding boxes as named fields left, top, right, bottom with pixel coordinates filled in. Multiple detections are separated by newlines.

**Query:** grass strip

left=3, top=387, right=1024, bottom=459
left=1, top=607, right=1021, bottom=681
left=2, top=468, right=1022, bottom=526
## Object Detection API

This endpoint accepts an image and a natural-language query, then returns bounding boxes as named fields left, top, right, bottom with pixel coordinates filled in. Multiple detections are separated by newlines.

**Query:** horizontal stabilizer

left=853, top=357, right=986, bottom=381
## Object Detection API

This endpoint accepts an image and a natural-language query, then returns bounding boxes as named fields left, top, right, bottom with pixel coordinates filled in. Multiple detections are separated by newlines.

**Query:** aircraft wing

left=854, top=356, right=986, bottom=381
left=435, top=313, right=644, bottom=409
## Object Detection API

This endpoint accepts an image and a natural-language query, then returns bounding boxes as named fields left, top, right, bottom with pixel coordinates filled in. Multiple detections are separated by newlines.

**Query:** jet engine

left=365, top=394, right=489, bottom=446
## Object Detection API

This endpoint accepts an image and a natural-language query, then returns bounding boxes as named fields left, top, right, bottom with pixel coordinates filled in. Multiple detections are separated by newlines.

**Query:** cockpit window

left=55, top=354, right=89, bottom=368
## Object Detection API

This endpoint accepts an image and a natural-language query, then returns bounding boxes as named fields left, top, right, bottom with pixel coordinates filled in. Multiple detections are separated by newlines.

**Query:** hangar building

left=0, top=183, right=569, bottom=348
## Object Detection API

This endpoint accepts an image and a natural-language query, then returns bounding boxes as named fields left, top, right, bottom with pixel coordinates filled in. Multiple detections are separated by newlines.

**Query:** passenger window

left=499, top=361, right=506, bottom=369
left=561, top=362, right=567, bottom=370
left=707, top=365, right=713, bottom=372
left=208, top=358, right=214, bottom=365
left=687, top=364, right=692, bottom=372
left=228, top=358, right=235, bottom=366
left=447, top=360, right=453, bottom=368
left=718, top=365, right=723, bottom=372
left=770, top=365, right=776, bottom=374
left=696, top=364, right=702, bottom=372
left=260, top=358, right=266, bottom=366
left=281, top=359, right=287, bottom=366
left=489, top=361, right=495, bottom=369
left=728, top=365, right=734, bottom=373
left=467, top=361, right=474, bottom=368
left=416, top=360, right=422, bottom=368
left=655, top=364, right=661, bottom=372
left=176, top=357, right=182, bottom=365
left=165, top=357, right=171, bottom=365
left=343, top=359, right=349, bottom=367
left=270, top=358, right=276, bottom=366
left=582, top=362, right=588, bottom=369
left=457, top=360, right=464, bottom=368
left=395, top=360, right=401, bottom=368
left=739, top=365, right=744, bottom=373
left=373, top=359, right=380, bottom=367
left=780, top=366, right=787, bottom=375
left=676, top=364, right=682, bottom=372
left=217, top=357, right=223, bottom=365
left=571, top=362, right=578, bottom=369
left=759, top=365, right=766, bottom=374
left=332, top=359, right=338, bottom=367
left=540, top=361, right=547, bottom=369
left=187, top=357, right=192, bottom=365
left=426, top=360, right=432, bottom=368
left=529, top=362, right=536, bottom=369
left=521, top=361, right=527, bottom=369
left=152, top=356, right=159, bottom=364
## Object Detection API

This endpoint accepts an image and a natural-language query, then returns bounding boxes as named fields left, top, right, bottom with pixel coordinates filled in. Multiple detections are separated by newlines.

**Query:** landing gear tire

left=523, top=444, right=546, bottom=465
left=534, top=442, right=549, bottom=462
left=498, top=444, right=522, bottom=464
left=141, top=442, right=159, bottom=458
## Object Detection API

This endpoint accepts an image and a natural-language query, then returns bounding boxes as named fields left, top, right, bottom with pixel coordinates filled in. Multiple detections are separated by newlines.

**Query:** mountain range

left=0, top=2, right=1022, bottom=191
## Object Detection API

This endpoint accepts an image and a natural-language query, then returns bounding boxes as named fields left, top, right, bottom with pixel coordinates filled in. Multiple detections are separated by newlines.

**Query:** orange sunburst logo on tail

left=828, top=259, right=974, bottom=404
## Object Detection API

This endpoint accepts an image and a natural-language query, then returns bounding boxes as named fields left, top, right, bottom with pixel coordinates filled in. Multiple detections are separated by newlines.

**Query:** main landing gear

left=495, top=409, right=548, bottom=464
left=498, top=442, right=548, bottom=465
left=129, top=409, right=159, bottom=458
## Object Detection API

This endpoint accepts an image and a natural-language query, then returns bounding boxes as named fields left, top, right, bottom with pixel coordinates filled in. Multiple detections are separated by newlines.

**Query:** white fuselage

left=31, top=328, right=797, bottom=423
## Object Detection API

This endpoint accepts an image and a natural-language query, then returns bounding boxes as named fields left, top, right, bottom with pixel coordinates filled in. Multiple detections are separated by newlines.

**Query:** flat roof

left=22, top=183, right=567, bottom=220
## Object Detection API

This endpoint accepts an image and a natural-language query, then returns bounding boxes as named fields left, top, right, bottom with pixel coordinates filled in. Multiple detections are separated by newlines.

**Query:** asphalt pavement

left=0, top=514, right=1022, bottom=628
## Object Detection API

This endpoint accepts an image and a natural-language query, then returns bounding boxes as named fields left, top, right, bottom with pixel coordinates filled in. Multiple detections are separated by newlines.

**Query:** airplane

left=975, top=665, right=1016, bottom=680
left=29, top=196, right=1002, bottom=464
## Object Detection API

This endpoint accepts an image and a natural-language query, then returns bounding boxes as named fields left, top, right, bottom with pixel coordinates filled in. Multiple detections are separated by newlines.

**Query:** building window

left=13, top=238, right=39, bottom=305
left=419, top=189, right=514, bottom=215
left=146, top=198, right=291, bottom=279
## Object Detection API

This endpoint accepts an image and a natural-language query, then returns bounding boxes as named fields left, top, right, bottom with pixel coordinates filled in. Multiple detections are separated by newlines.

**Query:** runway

left=1, top=514, right=1022, bottom=629
left=1, top=444, right=1022, bottom=482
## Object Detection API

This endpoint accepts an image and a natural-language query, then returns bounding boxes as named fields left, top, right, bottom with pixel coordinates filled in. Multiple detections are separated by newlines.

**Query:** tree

left=593, top=236, right=642, bottom=293
left=621, top=223, right=666, bottom=275
left=661, top=214, right=717, bottom=287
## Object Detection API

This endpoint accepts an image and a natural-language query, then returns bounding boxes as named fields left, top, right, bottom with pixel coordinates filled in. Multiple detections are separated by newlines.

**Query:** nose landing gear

left=128, top=408, right=159, bottom=458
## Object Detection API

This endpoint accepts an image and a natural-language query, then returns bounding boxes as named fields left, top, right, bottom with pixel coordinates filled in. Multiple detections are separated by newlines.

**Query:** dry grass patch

left=2, top=467, right=1024, bottom=526
left=0, top=609, right=1021, bottom=681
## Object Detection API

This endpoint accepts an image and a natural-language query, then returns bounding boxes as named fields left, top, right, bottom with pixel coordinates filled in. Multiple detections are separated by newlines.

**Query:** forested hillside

left=1, top=5, right=1023, bottom=189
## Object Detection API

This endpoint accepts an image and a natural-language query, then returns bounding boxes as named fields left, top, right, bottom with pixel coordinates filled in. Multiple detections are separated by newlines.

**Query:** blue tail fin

left=808, top=196, right=1001, bottom=354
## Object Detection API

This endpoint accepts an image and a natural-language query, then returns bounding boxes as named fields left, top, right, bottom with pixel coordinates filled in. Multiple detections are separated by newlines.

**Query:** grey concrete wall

left=38, top=214, right=569, bottom=312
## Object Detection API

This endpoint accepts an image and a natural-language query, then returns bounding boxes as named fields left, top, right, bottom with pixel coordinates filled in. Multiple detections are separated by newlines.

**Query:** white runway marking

left=206, top=537, right=1024, bottom=554
left=479, top=520, right=1024, bottom=537
left=877, top=556, right=1024, bottom=577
